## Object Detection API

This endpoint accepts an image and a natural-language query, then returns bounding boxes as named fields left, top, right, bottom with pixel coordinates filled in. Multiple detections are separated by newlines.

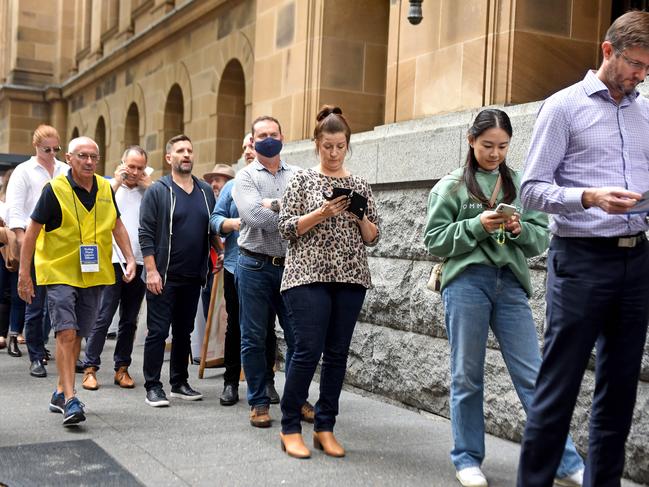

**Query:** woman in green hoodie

left=424, top=109, right=584, bottom=487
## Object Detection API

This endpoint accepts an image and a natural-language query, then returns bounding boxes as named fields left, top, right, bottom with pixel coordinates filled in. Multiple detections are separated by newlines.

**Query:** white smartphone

left=145, top=166, right=154, bottom=176
left=495, top=203, right=517, bottom=217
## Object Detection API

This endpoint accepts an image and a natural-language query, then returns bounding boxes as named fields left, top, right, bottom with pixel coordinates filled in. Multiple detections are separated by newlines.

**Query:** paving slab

left=0, top=341, right=643, bottom=486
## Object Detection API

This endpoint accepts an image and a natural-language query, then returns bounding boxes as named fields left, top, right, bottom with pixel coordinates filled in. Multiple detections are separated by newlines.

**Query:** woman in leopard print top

left=277, top=106, right=380, bottom=459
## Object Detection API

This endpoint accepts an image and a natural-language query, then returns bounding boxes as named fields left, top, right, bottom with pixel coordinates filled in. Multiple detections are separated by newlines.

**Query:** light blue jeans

left=442, top=264, right=583, bottom=477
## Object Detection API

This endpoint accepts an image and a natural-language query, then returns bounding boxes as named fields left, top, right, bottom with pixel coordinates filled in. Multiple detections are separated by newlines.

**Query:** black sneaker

left=145, top=387, right=170, bottom=407
left=170, top=383, right=203, bottom=401
left=266, top=382, right=280, bottom=404
left=75, top=360, right=84, bottom=374
left=220, top=383, right=239, bottom=406
left=49, top=390, right=65, bottom=414
left=29, top=360, right=47, bottom=378
left=62, top=397, right=86, bottom=426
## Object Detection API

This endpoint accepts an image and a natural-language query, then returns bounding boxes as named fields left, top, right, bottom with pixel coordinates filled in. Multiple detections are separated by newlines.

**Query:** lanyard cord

left=71, top=186, right=97, bottom=245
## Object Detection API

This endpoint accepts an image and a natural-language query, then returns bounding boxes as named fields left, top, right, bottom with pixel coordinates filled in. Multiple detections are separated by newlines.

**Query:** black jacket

left=138, top=174, right=216, bottom=286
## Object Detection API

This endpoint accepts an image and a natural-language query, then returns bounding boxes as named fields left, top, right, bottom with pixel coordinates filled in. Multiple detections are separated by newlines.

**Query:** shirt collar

left=66, top=172, right=97, bottom=193
left=252, top=159, right=288, bottom=172
left=582, top=69, right=640, bottom=102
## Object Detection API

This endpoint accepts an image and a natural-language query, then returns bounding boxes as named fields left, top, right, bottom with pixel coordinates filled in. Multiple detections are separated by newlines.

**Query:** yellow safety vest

left=35, top=174, right=117, bottom=288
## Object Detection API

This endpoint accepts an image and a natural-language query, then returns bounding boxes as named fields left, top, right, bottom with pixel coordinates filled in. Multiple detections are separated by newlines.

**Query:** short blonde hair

left=32, top=125, right=60, bottom=146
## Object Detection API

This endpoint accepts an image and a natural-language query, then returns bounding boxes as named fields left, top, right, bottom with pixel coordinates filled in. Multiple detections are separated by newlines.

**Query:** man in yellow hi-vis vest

left=18, top=136, right=136, bottom=427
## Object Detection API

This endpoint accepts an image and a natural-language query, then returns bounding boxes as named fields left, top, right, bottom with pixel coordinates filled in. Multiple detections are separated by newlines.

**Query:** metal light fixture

left=407, top=0, right=423, bottom=25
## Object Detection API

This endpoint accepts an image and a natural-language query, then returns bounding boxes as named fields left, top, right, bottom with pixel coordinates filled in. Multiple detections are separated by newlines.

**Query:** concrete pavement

left=0, top=340, right=644, bottom=487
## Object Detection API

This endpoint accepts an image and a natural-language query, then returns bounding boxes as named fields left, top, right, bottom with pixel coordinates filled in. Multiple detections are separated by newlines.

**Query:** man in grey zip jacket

left=139, top=134, right=216, bottom=407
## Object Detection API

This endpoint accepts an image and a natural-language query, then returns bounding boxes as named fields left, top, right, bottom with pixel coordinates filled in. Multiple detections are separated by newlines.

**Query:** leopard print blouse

left=278, top=168, right=380, bottom=292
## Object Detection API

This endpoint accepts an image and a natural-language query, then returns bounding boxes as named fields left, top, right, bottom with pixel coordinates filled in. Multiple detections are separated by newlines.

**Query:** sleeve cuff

left=564, top=187, right=587, bottom=212
left=468, top=215, right=490, bottom=241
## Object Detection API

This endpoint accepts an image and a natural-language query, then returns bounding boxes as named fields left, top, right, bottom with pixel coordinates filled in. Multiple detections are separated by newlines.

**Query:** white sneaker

left=456, top=466, right=488, bottom=487
left=554, top=468, right=584, bottom=486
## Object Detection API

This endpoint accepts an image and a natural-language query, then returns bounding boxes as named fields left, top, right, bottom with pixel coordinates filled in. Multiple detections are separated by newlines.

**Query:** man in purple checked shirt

left=517, top=11, right=649, bottom=487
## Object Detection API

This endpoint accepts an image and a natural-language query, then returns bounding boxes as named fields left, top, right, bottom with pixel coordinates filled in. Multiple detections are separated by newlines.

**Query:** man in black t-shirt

left=139, top=135, right=216, bottom=407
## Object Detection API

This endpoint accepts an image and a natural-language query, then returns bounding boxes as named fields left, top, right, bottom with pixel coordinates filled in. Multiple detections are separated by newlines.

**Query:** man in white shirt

left=6, top=124, right=68, bottom=378
left=81, top=146, right=151, bottom=390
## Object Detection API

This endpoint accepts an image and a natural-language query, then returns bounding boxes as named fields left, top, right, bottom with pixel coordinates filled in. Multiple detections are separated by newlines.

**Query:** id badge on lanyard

left=80, top=244, right=99, bottom=273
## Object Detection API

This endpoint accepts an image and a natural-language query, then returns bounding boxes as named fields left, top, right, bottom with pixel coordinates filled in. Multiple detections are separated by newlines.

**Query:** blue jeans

left=84, top=264, right=145, bottom=371
left=236, top=253, right=295, bottom=407
left=280, top=282, right=366, bottom=434
left=24, top=283, right=51, bottom=362
left=443, top=264, right=583, bottom=477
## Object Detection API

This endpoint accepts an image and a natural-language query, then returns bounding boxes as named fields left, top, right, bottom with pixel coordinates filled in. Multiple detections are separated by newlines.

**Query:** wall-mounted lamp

left=407, top=0, right=423, bottom=25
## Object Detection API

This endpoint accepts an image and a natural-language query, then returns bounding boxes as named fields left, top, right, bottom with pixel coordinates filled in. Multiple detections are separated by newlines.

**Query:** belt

left=239, top=247, right=285, bottom=266
left=559, top=232, right=647, bottom=248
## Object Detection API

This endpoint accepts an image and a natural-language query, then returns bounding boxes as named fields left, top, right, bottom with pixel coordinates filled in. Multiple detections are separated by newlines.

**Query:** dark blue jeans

left=280, top=282, right=366, bottom=434
left=143, top=280, right=201, bottom=391
left=222, top=268, right=277, bottom=385
left=24, top=280, right=51, bottom=362
left=518, top=236, right=649, bottom=487
left=84, top=264, right=145, bottom=371
left=236, top=253, right=295, bottom=407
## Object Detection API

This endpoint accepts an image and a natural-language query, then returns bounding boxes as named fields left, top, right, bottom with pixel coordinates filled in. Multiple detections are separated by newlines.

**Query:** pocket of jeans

left=238, top=254, right=264, bottom=271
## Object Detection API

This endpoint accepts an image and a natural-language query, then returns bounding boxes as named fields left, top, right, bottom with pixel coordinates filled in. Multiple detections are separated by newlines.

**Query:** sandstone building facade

left=2, top=0, right=649, bottom=483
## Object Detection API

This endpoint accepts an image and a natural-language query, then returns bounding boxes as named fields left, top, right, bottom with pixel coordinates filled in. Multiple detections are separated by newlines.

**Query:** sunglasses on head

left=40, top=146, right=61, bottom=153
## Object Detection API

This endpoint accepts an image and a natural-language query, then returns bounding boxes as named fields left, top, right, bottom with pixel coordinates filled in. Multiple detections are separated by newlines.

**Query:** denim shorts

left=46, top=284, right=103, bottom=338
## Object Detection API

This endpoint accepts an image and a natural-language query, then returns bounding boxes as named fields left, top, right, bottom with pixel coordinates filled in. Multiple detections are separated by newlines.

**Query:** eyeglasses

left=72, top=152, right=100, bottom=161
left=39, top=146, right=61, bottom=153
left=615, top=49, right=649, bottom=73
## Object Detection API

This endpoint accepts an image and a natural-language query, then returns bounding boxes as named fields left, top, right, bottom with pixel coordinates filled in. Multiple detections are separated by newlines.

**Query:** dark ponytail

left=463, top=108, right=516, bottom=205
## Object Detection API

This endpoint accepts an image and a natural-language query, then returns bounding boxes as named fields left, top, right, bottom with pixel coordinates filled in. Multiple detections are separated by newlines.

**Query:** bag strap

left=488, top=175, right=502, bottom=208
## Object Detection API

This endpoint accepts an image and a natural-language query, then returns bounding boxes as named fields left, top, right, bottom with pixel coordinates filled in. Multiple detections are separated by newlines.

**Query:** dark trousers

left=0, top=257, right=24, bottom=336
left=84, top=264, right=145, bottom=371
left=143, top=280, right=201, bottom=391
left=222, top=268, right=277, bottom=385
left=518, top=236, right=649, bottom=487
left=24, top=279, right=51, bottom=362
left=280, top=282, right=366, bottom=434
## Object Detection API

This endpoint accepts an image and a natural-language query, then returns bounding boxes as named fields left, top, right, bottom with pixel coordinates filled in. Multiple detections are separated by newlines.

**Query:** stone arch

left=95, top=116, right=107, bottom=175
left=162, top=83, right=185, bottom=175
left=215, top=59, right=246, bottom=165
left=207, top=31, right=254, bottom=163
left=162, top=61, right=192, bottom=126
left=124, top=102, right=140, bottom=147
left=209, top=31, right=254, bottom=119
left=67, top=111, right=85, bottom=144
left=71, top=127, right=79, bottom=139
left=123, top=82, right=146, bottom=142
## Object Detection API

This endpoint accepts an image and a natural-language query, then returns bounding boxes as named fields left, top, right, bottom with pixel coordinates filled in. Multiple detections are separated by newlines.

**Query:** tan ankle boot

left=82, top=367, right=99, bottom=390
left=280, top=432, right=311, bottom=459
left=313, top=431, right=345, bottom=457
left=114, top=366, right=135, bottom=388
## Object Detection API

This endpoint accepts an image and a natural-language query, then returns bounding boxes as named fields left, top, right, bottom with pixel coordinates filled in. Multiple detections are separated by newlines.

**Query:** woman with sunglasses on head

left=423, top=109, right=584, bottom=487
left=5, top=125, right=68, bottom=377
left=277, top=105, right=379, bottom=459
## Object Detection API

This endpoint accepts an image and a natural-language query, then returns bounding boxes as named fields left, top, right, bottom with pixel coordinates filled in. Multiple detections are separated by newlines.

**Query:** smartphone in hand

left=495, top=203, right=517, bottom=217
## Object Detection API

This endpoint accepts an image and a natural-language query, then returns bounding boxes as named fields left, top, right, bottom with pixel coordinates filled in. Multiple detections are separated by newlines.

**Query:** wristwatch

left=270, top=199, right=280, bottom=212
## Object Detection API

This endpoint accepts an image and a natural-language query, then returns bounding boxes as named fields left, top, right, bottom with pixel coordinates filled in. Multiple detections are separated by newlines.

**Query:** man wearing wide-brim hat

left=203, top=164, right=235, bottom=197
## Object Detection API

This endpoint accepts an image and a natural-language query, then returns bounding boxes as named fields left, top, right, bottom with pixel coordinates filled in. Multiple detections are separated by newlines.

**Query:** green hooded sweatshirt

left=423, top=167, right=549, bottom=296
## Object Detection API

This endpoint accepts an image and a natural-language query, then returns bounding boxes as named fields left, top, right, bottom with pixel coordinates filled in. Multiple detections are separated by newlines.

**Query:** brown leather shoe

left=82, top=367, right=99, bottom=390
left=300, top=401, right=315, bottom=423
left=114, top=366, right=135, bottom=388
left=280, top=432, right=311, bottom=459
left=313, top=431, right=345, bottom=457
left=249, top=405, right=272, bottom=428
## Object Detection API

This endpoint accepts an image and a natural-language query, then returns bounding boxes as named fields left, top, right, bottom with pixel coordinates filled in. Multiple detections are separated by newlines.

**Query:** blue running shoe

left=62, top=397, right=86, bottom=426
left=49, top=390, right=65, bottom=414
